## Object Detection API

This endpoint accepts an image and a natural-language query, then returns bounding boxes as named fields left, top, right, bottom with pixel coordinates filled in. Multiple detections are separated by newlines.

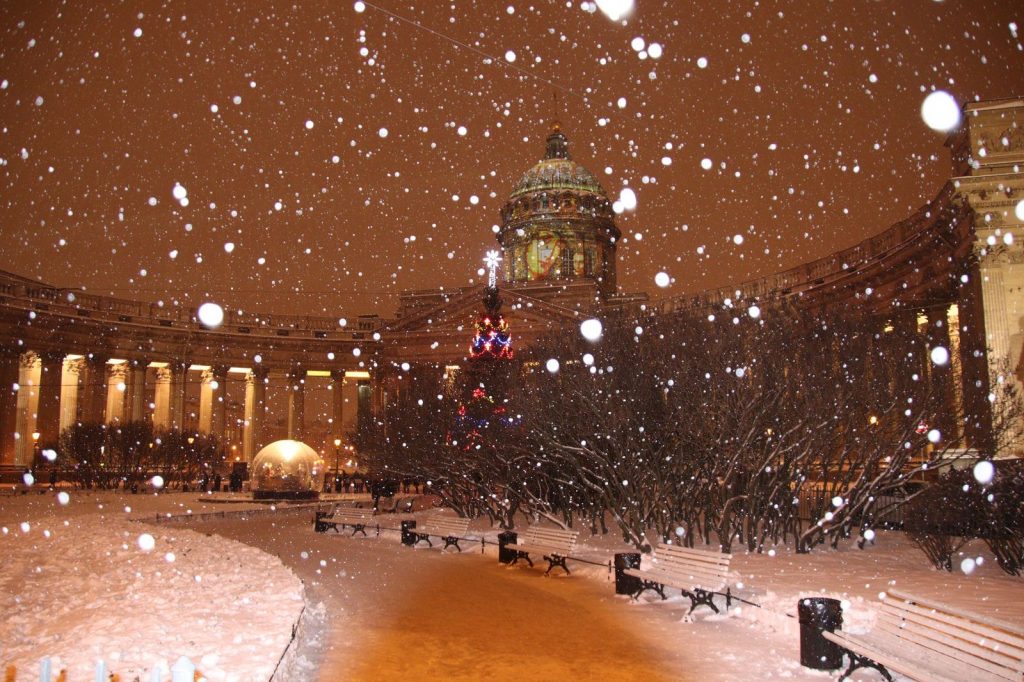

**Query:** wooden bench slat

left=506, top=526, right=580, bottom=575
left=624, top=568, right=725, bottom=593
left=647, top=545, right=733, bottom=567
left=823, top=631, right=979, bottom=682
left=629, top=565, right=728, bottom=586
left=881, top=598, right=1024, bottom=653
left=836, top=628, right=1021, bottom=682
left=826, top=592, right=1024, bottom=682
left=509, top=542, right=575, bottom=556
left=877, top=609, right=1024, bottom=664
left=625, top=542, right=736, bottom=614
left=872, top=618, right=1023, bottom=679
left=874, top=606, right=1024, bottom=675
left=879, top=601, right=1024, bottom=659
left=888, top=589, right=1024, bottom=640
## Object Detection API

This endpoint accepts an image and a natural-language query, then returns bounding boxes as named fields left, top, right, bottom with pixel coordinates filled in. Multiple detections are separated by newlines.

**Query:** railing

left=24, top=654, right=200, bottom=682
left=659, top=182, right=961, bottom=315
left=797, top=491, right=908, bottom=529
left=0, top=271, right=384, bottom=340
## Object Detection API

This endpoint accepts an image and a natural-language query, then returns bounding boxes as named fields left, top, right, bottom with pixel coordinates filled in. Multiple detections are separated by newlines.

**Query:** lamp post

left=31, top=431, right=40, bottom=475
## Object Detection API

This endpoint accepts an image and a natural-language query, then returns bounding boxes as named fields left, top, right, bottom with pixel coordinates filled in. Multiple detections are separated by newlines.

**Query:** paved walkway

left=198, top=511, right=817, bottom=681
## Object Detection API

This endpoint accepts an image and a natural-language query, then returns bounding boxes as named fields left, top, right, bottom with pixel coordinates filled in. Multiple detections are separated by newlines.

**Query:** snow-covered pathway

left=198, top=512, right=825, bottom=681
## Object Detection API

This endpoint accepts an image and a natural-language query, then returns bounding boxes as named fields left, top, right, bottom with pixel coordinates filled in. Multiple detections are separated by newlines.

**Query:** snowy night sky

left=1, top=1, right=1022, bottom=317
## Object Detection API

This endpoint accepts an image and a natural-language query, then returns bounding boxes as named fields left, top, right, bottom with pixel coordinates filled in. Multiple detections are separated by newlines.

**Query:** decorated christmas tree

left=453, top=251, right=516, bottom=450
left=469, top=290, right=513, bottom=359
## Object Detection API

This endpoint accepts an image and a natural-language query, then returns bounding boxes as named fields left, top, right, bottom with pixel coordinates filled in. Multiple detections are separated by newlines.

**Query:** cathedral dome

left=498, top=122, right=621, bottom=298
left=509, top=155, right=606, bottom=200
left=506, top=122, right=611, bottom=204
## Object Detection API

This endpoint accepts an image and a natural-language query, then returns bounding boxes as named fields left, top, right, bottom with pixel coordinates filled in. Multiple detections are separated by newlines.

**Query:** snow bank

left=0, top=507, right=304, bottom=681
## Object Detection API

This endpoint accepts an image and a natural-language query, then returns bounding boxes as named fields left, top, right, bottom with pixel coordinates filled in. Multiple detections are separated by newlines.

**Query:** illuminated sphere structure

left=251, top=439, right=323, bottom=500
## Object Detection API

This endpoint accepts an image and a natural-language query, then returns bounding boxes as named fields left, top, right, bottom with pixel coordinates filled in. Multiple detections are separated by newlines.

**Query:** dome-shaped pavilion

left=251, top=439, right=323, bottom=500
left=498, top=122, right=621, bottom=298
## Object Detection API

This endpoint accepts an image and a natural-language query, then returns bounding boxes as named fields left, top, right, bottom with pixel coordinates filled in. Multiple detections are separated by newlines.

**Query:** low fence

left=17, top=654, right=201, bottom=682
left=796, top=492, right=908, bottom=529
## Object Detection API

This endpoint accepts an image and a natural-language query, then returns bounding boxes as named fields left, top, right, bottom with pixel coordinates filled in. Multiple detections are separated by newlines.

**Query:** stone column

left=169, top=361, right=188, bottom=432
left=286, top=366, right=305, bottom=441
left=105, top=363, right=128, bottom=425
left=79, top=355, right=108, bottom=425
left=210, top=365, right=228, bottom=445
left=980, top=264, right=1010, bottom=374
left=59, top=359, right=82, bottom=433
left=0, top=350, right=21, bottom=466
left=36, top=352, right=64, bottom=449
left=153, top=367, right=172, bottom=429
left=957, top=260, right=994, bottom=453
left=199, top=369, right=215, bottom=434
left=125, top=359, right=148, bottom=422
left=244, top=367, right=268, bottom=461
left=926, top=312, right=957, bottom=441
left=14, top=352, right=40, bottom=467
left=331, top=369, right=345, bottom=445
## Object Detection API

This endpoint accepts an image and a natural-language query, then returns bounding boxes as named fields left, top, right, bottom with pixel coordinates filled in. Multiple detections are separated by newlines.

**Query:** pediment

left=387, top=285, right=584, bottom=337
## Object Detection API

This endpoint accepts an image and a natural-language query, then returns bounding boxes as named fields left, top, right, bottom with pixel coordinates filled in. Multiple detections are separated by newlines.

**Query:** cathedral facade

left=1, top=98, right=1023, bottom=472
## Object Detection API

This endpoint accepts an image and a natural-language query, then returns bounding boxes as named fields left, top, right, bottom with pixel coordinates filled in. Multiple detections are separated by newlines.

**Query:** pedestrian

left=213, top=472, right=222, bottom=493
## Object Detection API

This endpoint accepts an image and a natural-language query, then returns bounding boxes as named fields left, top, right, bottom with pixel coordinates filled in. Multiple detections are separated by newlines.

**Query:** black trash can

left=314, top=511, right=330, bottom=533
left=498, top=531, right=518, bottom=564
left=401, top=520, right=417, bottom=546
left=798, top=597, right=844, bottom=670
left=614, top=553, right=643, bottom=595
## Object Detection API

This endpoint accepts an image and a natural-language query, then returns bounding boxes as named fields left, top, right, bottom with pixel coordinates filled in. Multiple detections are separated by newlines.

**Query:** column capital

left=330, top=368, right=346, bottom=382
left=65, top=358, right=84, bottom=376
left=249, top=366, right=270, bottom=381
left=37, top=350, right=66, bottom=365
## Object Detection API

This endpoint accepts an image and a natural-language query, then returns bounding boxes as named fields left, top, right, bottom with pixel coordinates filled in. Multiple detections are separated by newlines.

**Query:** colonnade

left=0, top=350, right=367, bottom=469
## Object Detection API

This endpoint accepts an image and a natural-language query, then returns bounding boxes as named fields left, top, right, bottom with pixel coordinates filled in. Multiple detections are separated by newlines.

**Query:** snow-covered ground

left=0, top=489, right=307, bottom=681
left=2, top=489, right=1022, bottom=681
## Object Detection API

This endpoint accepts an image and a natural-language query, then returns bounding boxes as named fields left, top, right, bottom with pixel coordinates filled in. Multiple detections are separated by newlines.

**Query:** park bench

left=507, top=525, right=580, bottom=575
left=822, top=589, right=1024, bottom=682
left=623, top=542, right=736, bottom=614
left=412, top=512, right=471, bottom=551
left=315, top=506, right=376, bottom=536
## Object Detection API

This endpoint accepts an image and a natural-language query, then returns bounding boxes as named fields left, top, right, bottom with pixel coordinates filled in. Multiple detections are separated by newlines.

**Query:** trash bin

left=498, top=531, right=518, bottom=564
left=401, top=520, right=417, bottom=546
left=314, top=511, right=330, bottom=533
left=614, top=553, right=642, bottom=595
left=798, top=597, right=844, bottom=670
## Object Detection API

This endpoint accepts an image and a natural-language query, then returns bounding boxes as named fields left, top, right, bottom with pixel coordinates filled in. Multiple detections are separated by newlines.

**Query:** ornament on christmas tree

left=470, top=251, right=514, bottom=359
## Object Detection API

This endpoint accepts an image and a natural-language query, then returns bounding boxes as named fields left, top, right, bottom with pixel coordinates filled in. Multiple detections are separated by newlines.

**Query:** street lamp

left=333, top=438, right=342, bottom=474
left=31, top=431, right=41, bottom=471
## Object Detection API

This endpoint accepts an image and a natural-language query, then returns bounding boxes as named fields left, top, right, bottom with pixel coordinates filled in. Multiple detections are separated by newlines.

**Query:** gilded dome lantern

left=498, top=122, right=621, bottom=298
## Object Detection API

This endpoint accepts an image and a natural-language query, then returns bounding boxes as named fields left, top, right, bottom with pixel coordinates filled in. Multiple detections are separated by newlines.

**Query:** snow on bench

left=412, top=512, right=471, bottom=552
left=624, top=542, right=736, bottom=614
left=507, top=525, right=580, bottom=575
left=314, top=506, right=376, bottom=536
left=823, top=589, right=1024, bottom=682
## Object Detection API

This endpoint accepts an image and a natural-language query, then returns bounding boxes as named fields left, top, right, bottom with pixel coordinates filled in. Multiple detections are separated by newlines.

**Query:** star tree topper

left=484, top=250, right=502, bottom=289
